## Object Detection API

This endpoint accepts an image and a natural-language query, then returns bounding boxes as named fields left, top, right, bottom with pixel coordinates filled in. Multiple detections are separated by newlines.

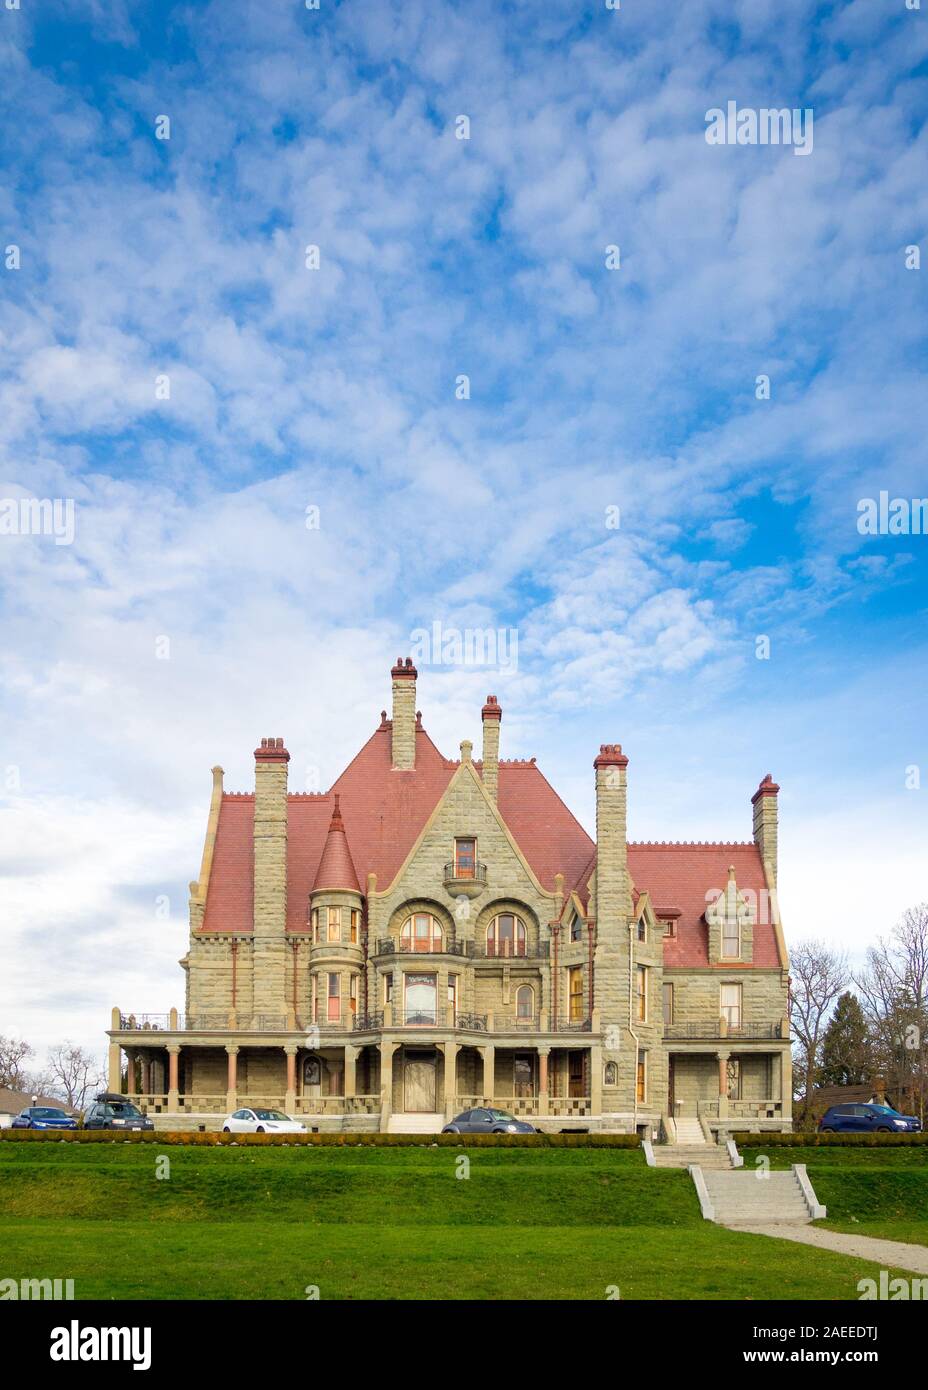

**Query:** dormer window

left=721, top=914, right=740, bottom=959
left=637, top=918, right=646, bottom=943
left=570, top=915, right=582, bottom=943
left=454, top=838, right=476, bottom=878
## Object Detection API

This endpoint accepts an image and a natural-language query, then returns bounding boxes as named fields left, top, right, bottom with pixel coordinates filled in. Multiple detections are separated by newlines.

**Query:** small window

left=637, top=918, right=646, bottom=943
left=662, top=982, right=674, bottom=1026
left=570, top=915, right=582, bottom=943
left=604, top=1060, right=618, bottom=1087
left=720, top=983, right=742, bottom=1029
left=327, top=907, right=341, bottom=943
left=568, top=966, right=584, bottom=1021
left=662, top=918, right=677, bottom=938
left=516, top=984, right=534, bottom=1020
left=384, top=973, right=393, bottom=1005
left=636, top=1050, right=647, bottom=1103
left=350, top=909, right=360, bottom=944
left=327, top=972, right=340, bottom=1022
left=311, top=908, right=319, bottom=941
left=636, top=965, right=647, bottom=1022
left=721, top=911, right=740, bottom=959
left=447, top=975, right=458, bottom=1016
left=349, top=975, right=358, bottom=1014
left=454, top=838, right=476, bottom=878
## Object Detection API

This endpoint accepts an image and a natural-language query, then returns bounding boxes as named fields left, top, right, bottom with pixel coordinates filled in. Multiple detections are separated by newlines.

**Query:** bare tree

left=789, top=939, right=849, bottom=1124
left=0, top=1036, right=35, bottom=1091
left=46, top=1044, right=105, bottom=1111
left=855, top=904, right=928, bottom=1124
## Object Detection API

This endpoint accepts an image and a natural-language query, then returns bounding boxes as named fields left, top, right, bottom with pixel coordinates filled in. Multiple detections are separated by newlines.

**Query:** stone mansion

left=107, top=659, right=793, bottom=1135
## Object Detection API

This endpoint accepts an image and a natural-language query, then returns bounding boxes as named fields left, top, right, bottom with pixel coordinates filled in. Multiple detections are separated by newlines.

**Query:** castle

left=106, top=659, right=792, bottom=1134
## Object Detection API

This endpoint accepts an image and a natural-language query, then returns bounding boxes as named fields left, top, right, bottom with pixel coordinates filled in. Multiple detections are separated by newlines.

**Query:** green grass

left=0, top=1142, right=920, bottom=1299
left=740, top=1144, right=928, bottom=1249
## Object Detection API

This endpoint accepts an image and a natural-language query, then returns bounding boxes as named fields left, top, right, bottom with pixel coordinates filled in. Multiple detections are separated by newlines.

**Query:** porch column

left=717, top=1050, right=730, bottom=1120
left=589, top=1043, right=602, bottom=1116
left=780, top=1047, right=793, bottom=1121
left=167, top=1045, right=180, bottom=1110
left=480, top=1044, right=495, bottom=1103
left=443, top=1042, right=460, bottom=1119
left=225, top=1045, right=239, bottom=1111
left=537, top=1048, right=550, bottom=1116
left=285, top=1045, right=298, bottom=1113
left=344, top=1044, right=358, bottom=1101
left=379, top=1041, right=397, bottom=1117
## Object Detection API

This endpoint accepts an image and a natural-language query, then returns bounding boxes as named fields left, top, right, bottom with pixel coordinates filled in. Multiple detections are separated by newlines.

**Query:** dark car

left=11, top=1106, right=78, bottom=1131
left=819, top=1103, right=921, bottom=1134
left=442, top=1107, right=536, bottom=1134
left=83, top=1094, right=154, bottom=1132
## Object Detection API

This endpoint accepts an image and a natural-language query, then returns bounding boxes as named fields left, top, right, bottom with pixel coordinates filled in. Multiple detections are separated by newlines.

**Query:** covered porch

left=668, top=1046, right=792, bottom=1133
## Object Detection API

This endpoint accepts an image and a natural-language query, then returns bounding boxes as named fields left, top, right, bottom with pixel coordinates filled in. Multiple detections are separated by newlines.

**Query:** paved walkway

left=734, top=1223, right=928, bottom=1275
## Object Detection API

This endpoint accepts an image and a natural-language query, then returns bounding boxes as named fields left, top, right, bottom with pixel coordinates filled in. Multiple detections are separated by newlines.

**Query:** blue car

left=11, top=1106, right=78, bottom=1131
left=819, top=1102, right=921, bottom=1134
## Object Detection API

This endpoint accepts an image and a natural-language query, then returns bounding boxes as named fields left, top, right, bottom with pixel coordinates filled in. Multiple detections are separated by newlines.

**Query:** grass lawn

left=0, top=1141, right=919, bottom=1300
left=739, top=1144, right=928, bottom=1249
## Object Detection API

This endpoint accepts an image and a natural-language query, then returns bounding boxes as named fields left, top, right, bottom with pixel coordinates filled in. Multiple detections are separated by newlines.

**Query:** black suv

left=83, top=1093, right=154, bottom=1132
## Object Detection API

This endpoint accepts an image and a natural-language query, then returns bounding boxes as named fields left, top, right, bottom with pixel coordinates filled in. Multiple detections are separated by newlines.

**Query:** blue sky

left=1, top=0, right=926, bottom=1060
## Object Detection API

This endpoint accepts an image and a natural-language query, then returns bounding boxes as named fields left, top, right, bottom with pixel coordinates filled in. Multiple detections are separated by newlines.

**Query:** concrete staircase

left=654, top=1144, right=732, bottom=1170
left=673, top=1117, right=707, bottom=1145
left=700, top=1168, right=817, bottom=1225
left=386, top=1113, right=445, bottom=1135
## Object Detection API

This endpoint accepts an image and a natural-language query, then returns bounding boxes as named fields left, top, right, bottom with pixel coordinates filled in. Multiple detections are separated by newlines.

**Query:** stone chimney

left=752, top=773, right=780, bottom=885
left=253, top=736, right=289, bottom=1017
left=594, top=745, right=630, bottom=926
left=391, top=657, right=417, bottom=770
left=481, top=695, right=501, bottom=801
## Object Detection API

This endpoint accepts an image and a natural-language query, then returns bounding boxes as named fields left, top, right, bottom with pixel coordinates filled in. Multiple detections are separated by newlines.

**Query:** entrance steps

left=673, top=1117, right=707, bottom=1145
left=701, top=1169, right=817, bottom=1225
left=386, top=1113, right=445, bottom=1134
left=653, top=1144, right=732, bottom=1170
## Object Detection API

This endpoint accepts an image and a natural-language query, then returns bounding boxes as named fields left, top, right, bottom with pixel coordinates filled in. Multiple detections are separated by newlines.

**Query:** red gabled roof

left=199, top=720, right=781, bottom=968
left=628, top=842, right=781, bottom=968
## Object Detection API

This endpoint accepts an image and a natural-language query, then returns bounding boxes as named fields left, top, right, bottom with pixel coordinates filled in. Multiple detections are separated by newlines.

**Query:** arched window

left=516, top=984, right=535, bottom=1021
left=486, top=912, right=526, bottom=958
left=604, top=1060, right=618, bottom=1087
left=400, top=912, right=443, bottom=953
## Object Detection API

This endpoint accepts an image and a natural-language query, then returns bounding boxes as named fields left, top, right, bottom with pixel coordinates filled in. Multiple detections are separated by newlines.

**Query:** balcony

left=442, top=860, right=488, bottom=898
left=664, top=1021, right=783, bottom=1041
left=373, top=936, right=474, bottom=957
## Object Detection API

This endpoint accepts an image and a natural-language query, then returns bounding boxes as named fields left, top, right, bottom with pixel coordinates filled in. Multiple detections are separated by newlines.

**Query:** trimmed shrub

left=732, top=1130, right=928, bottom=1148
left=0, top=1127, right=641, bottom=1149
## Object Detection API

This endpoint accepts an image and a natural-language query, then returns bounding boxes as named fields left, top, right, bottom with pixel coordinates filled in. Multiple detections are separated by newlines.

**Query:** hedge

left=733, top=1130, right=928, bottom=1148
left=0, top=1128, right=641, bottom=1149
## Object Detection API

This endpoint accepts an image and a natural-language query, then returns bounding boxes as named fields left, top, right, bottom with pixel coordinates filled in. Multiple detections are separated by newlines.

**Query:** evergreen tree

left=819, top=991, right=874, bottom=1086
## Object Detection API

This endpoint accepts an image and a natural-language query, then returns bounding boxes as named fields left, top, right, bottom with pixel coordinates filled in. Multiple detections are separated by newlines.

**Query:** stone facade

left=108, top=663, right=793, bottom=1135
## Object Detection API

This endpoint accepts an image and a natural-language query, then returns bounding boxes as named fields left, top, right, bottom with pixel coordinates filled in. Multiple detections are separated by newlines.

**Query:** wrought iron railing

left=664, top=1022, right=781, bottom=1040
left=443, top=860, right=488, bottom=884
left=373, top=937, right=474, bottom=957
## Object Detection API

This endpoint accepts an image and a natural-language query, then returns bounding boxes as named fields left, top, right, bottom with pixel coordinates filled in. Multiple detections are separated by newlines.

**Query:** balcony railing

left=391, top=1008, right=488, bottom=1031
left=443, top=861, right=487, bottom=884
left=553, top=1016, right=593, bottom=1032
left=664, top=1022, right=782, bottom=1041
left=352, top=1012, right=384, bottom=1032
left=373, top=936, right=474, bottom=957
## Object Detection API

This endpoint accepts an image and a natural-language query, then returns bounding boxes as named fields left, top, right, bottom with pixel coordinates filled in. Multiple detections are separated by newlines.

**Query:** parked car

left=819, top=1103, right=921, bottom=1133
left=442, top=1107, right=536, bottom=1134
left=221, top=1108, right=305, bottom=1134
left=11, top=1106, right=78, bottom=1131
left=83, top=1094, right=154, bottom=1131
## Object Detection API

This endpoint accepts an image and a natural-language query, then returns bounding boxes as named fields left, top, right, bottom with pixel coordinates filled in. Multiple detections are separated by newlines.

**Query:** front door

left=404, top=1050, right=437, bottom=1112
left=568, top=1050, right=585, bottom=1098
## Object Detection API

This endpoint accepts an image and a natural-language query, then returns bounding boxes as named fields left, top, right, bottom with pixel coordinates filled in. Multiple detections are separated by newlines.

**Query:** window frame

left=636, top=964, right=648, bottom=1023
left=720, top=982, right=743, bottom=1029
left=487, top=912, right=527, bottom=959
left=453, top=837, right=477, bottom=879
